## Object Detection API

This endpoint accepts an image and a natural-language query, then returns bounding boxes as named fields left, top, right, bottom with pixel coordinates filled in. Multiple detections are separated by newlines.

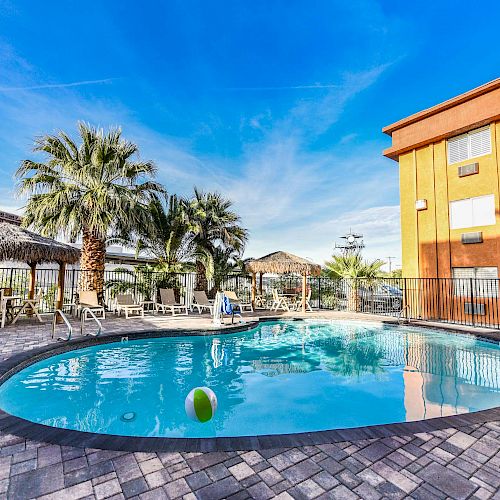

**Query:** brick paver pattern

left=0, top=315, right=499, bottom=499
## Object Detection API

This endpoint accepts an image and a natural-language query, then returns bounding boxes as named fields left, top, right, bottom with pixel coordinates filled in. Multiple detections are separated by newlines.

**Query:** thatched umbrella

left=0, top=223, right=80, bottom=314
left=245, top=251, right=321, bottom=313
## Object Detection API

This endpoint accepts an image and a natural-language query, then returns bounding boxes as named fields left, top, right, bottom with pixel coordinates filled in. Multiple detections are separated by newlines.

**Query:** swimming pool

left=0, top=320, right=499, bottom=439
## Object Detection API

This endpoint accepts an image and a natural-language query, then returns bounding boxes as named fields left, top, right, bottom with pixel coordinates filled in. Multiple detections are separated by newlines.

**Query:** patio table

left=141, top=300, right=156, bottom=314
left=12, top=297, right=43, bottom=325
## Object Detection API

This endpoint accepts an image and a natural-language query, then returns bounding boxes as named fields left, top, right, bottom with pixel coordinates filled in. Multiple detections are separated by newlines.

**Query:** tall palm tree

left=324, top=253, right=385, bottom=311
left=16, top=122, right=163, bottom=295
left=185, top=188, right=248, bottom=291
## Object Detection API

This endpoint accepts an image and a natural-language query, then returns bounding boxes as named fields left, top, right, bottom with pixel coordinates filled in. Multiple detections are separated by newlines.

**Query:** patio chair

left=192, top=290, right=214, bottom=314
left=223, top=290, right=253, bottom=312
left=78, top=291, right=106, bottom=319
left=295, top=289, right=313, bottom=312
left=156, top=288, right=188, bottom=316
left=0, top=288, right=16, bottom=328
left=271, top=289, right=290, bottom=311
left=115, top=294, right=144, bottom=319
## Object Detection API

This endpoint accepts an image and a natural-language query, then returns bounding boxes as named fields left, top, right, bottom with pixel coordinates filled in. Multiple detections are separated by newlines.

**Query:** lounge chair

left=271, top=289, right=290, bottom=311
left=115, top=294, right=144, bottom=319
left=212, top=292, right=242, bottom=325
left=223, top=290, right=253, bottom=312
left=192, top=290, right=214, bottom=314
left=156, top=288, right=188, bottom=316
left=78, top=291, right=105, bottom=319
left=295, top=289, right=313, bottom=312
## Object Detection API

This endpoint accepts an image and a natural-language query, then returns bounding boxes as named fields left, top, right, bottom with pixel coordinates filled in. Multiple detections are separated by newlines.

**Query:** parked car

left=359, top=284, right=403, bottom=312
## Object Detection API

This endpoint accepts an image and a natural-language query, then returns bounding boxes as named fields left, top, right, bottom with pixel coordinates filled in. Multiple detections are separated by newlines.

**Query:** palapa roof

left=0, top=222, right=80, bottom=264
left=245, top=251, right=321, bottom=276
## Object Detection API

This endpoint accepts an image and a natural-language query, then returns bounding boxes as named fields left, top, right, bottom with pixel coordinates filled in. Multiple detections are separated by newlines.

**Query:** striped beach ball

left=185, top=387, right=217, bottom=423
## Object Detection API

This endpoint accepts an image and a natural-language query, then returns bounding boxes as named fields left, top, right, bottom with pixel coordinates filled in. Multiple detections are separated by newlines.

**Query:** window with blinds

left=452, top=267, right=498, bottom=297
left=447, top=126, right=492, bottom=164
left=449, top=194, right=496, bottom=229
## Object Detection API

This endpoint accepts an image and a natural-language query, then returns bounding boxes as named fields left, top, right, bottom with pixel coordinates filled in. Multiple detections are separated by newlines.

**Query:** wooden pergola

left=0, top=223, right=80, bottom=314
left=245, top=251, right=321, bottom=313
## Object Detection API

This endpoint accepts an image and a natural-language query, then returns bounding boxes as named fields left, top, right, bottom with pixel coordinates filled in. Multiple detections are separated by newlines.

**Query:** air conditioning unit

left=458, top=162, right=479, bottom=177
left=461, top=232, right=483, bottom=244
left=464, top=302, right=485, bottom=315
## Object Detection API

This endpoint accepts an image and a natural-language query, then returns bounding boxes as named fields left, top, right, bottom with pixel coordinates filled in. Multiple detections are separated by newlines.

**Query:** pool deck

left=0, top=311, right=499, bottom=499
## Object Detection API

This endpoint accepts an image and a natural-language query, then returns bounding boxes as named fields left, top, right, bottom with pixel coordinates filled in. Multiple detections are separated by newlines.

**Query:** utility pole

left=386, top=256, right=396, bottom=273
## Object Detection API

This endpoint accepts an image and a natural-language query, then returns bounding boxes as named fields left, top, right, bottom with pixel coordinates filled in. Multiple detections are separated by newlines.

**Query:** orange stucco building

left=383, top=78, right=500, bottom=280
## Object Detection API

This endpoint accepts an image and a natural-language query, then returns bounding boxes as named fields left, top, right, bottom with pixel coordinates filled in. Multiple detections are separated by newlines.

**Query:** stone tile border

left=0, top=318, right=499, bottom=453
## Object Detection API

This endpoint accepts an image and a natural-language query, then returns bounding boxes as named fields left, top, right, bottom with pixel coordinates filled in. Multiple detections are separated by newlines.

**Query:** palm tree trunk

left=195, top=261, right=208, bottom=292
left=79, top=227, right=106, bottom=302
left=347, top=279, right=360, bottom=312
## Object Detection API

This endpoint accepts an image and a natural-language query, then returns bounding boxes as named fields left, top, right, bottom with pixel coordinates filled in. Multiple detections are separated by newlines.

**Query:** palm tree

left=131, top=194, right=193, bottom=274
left=185, top=188, right=248, bottom=291
left=204, top=247, right=243, bottom=295
left=324, top=253, right=385, bottom=311
left=16, top=122, right=163, bottom=296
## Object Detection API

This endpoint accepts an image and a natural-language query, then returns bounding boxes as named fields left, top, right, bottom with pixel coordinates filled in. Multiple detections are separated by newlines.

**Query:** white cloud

left=0, top=78, right=115, bottom=92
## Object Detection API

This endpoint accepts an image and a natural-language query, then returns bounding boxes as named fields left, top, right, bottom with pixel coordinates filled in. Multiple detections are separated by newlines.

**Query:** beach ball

left=185, top=387, right=217, bottom=423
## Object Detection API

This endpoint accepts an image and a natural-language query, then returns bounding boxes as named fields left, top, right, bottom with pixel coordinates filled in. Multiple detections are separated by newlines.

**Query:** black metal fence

left=2, top=267, right=500, bottom=329
left=0, top=268, right=252, bottom=315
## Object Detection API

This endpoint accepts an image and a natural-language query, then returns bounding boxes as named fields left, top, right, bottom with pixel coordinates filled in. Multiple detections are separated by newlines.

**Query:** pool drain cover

left=121, top=412, right=136, bottom=422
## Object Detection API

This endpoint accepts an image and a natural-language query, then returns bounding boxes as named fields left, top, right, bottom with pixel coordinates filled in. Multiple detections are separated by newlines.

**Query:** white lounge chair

left=223, top=290, right=253, bottom=312
left=156, top=288, right=188, bottom=316
left=78, top=291, right=106, bottom=319
left=192, top=290, right=214, bottom=314
left=295, top=289, right=313, bottom=312
left=115, top=294, right=144, bottom=319
left=271, top=289, right=290, bottom=311
left=212, top=292, right=242, bottom=325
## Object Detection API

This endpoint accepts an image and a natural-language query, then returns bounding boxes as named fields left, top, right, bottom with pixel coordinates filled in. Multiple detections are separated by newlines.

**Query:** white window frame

left=449, top=194, right=496, bottom=230
left=447, top=126, right=492, bottom=165
left=452, top=267, right=498, bottom=298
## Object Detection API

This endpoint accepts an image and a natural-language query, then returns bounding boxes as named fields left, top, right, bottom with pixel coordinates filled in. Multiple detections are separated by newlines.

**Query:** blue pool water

left=0, top=320, right=499, bottom=438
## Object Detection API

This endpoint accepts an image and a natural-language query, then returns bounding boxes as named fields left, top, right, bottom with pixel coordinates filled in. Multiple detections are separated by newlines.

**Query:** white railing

left=80, top=307, right=102, bottom=337
left=52, top=310, right=73, bottom=341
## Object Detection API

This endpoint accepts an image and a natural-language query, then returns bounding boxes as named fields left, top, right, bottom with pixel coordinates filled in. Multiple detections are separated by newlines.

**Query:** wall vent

left=415, top=199, right=427, bottom=211
left=458, top=162, right=479, bottom=177
left=461, top=232, right=483, bottom=244
left=464, top=302, right=486, bottom=315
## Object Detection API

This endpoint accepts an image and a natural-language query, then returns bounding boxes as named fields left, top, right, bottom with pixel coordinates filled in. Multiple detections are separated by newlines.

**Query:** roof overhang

left=382, top=78, right=500, bottom=161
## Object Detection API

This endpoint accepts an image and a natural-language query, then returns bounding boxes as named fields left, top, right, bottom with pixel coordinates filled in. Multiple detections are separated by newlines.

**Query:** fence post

left=470, top=277, right=475, bottom=327
left=318, top=277, right=321, bottom=309
left=8, top=268, right=13, bottom=289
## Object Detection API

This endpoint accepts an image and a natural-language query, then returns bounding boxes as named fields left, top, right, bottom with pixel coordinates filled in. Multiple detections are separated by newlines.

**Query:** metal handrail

left=80, top=307, right=102, bottom=337
left=52, top=309, right=73, bottom=341
left=397, top=304, right=411, bottom=324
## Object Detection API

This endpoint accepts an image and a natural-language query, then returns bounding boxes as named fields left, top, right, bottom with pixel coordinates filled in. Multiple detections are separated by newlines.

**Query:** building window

left=452, top=267, right=498, bottom=297
left=449, top=194, right=495, bottom=229
left=447, top=126, right=491, bottom=164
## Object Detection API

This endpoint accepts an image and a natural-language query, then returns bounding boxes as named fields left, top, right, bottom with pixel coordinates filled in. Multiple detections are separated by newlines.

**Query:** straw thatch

left=0, top=222, right=80, bottom=264
left=245, top=251, right=321, bottom=276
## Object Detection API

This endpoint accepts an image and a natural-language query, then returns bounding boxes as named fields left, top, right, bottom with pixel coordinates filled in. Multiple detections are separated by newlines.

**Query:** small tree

left=324, top=253, right=385, bottom=311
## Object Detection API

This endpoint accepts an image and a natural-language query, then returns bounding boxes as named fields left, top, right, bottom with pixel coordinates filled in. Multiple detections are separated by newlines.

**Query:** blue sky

left=0, top=1, right=499, bottom=268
